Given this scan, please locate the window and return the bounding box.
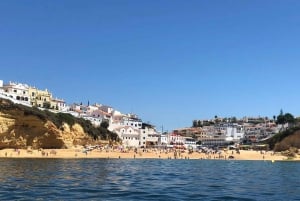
[13,89,17,93]
[32,92,35,96]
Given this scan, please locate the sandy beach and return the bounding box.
[0,147,296,161]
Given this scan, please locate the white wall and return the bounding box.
[226,127,244,141]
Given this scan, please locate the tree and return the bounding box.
[231,117,237,123]
[43,102,51,109]
[214,115,220,124]
[285,113,295,125]
[192,120,198,127]
[100,121,109,129]
[276,109,286,125]
[276,110,295,128]
[276,115,286,125]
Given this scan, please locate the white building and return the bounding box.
[184,137,197,149]
[114,126,140,147]
[0,81,31,106]
[83,116,103,127]
[51,97,68,111]
[139,124,160,148]
[109,113,142,131]
[123,116,142,129]
[225,125,244,142]
[112,120,160,148]
[159,133,168,146]
[99,105,114,115]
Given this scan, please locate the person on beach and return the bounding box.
[174,150,177,159]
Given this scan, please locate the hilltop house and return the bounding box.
[0,80,67,111]
[0,81,31,106]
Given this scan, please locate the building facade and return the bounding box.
[29,87,53,108]
[0,81,31,106]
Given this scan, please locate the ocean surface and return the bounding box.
[0,159,299,201]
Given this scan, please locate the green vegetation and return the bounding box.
[276,109,295,125]
[265,126,300,151]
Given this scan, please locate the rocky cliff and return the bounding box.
[0,98,113,149]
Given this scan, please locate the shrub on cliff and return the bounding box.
[266,126,300,151]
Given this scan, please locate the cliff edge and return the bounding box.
[0,98,118,149]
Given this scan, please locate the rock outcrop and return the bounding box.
[0,99,96,149]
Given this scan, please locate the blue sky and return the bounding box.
[1,0,300,131]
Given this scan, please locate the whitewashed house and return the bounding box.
[0,81,31,106]
[184,137,197,149]
[225,124,244,142]
[139,123,160,148]
[109,112,142,131]
[51,97,68,111]
[123,116,142,129]
[159,133,168,146]
[114,126,140,147]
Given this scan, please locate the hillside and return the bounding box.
[0,98,119,149]
[266,126,300,152]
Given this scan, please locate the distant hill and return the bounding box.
[0,98,119,149]
[265,126,300,152]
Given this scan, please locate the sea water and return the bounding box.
[0,159,299,201]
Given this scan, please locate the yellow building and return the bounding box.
[29,87,53,108]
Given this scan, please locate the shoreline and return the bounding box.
[0,148,298,161]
